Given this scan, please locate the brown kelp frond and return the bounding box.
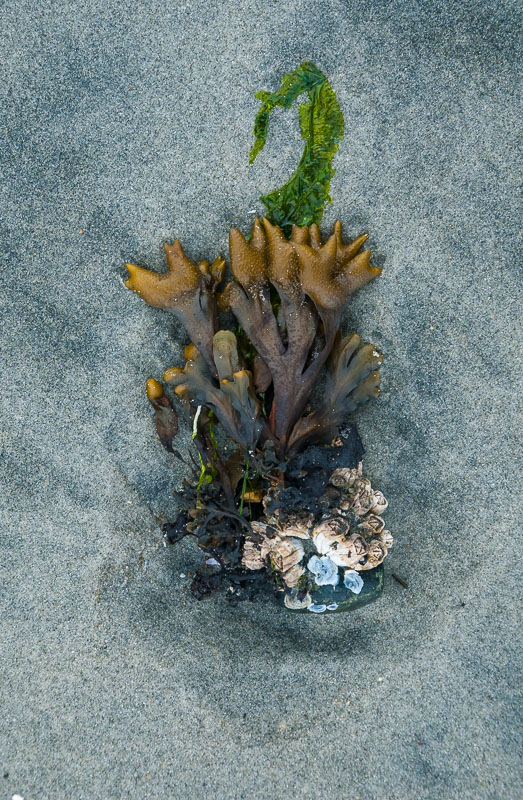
[221,217,380,446]
[229,221,268,290]
[323,333,382,420]
[220,369,262,452]
[163,332,263,452]
[333,221,368,265]
[286,333,382,455]
[263,217,301,299]
[292,222,381,312]
[145,378,179,454]
[125,242,225,373]
[129,217,381,456]
[125,240,200,306]
[212,330,241,382]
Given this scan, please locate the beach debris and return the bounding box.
[125,63,393,612]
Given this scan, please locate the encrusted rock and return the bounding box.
[240,460,391,597]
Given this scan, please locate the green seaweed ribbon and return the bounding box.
[249,61,345,237]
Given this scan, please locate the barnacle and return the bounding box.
[282,564,306,588]
[284,590,312,611]
[240,463,393,602]
[343,571,364,594]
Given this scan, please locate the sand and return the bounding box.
[1,1,521,798]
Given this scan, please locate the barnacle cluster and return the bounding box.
[241,462,392,612]
[126,215,391,609]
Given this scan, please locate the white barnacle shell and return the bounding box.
[358,514,386,535]
[259,533,281,560]
[312,516,349,554]
[307,555,339,586]
[329,467,359,489]
[377,529,393,550]
[241,540,265,571]
[343,570,364,594]
[270,537,305,573]
[283,563,306,587]
[250,520,269,536]
[284,590,312,610]
[352,476,372,495]
[307,603,327,613]
[349,477,375,516]
[328,534,369,568]
[358,539,387,570]
[369,491,388,515]
[314,532,334,555]
[279,515,313,539]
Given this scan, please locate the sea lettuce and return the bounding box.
[249,61,344,236]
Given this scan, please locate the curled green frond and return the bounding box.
[249,61,344,236]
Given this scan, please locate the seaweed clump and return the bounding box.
[124,63,392,610]
[126,216,387,604]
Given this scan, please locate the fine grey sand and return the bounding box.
[1,1,521,798]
